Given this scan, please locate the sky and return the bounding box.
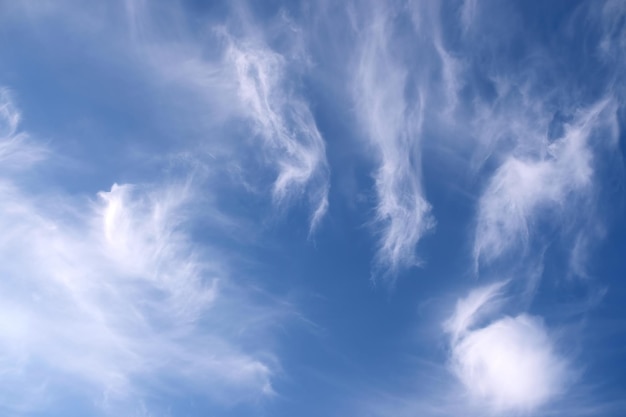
[0,0,625,416]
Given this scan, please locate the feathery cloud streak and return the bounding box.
[124,0,330,231]
[353,10,434,277]
[225,36,330,231]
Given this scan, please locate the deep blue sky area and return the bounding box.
[0,1,625,416]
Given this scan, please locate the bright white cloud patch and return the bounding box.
[353,13,434,277]
[452,315,568,412]
[0,91,275,413]
[445,283,569,413]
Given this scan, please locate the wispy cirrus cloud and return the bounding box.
[428,2,623,410]
[411,0,624,284]
[0,89,46,169]
[431,2,624,413]
[342,1,624,415]
[1,1,625,417]
[225,35,330,231]
[474,98,619,267]
[9,0,331,233]
[0,89,280,415]
[124,0,330,232]
[352,7,434,278]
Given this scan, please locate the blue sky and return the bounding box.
[0,0,625,416]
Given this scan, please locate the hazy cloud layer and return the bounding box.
[0,90,278,414]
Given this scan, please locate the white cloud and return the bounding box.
[460,0,478,32]
[122,0,330,232]
[474,98,618,266]
[444,281,507,343]
[599,0,626,60]
[0,91,278,414]
[353,11,434,277]
[445,283,569,414]
[225,36,330,231]
[341,3,622,415]
[433,38,463,115]
[0,89,46,170]
[7,0,331,233]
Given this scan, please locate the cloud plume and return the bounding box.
[445,283,569,413]
[225,35,330,231]
[353,9,434,277]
